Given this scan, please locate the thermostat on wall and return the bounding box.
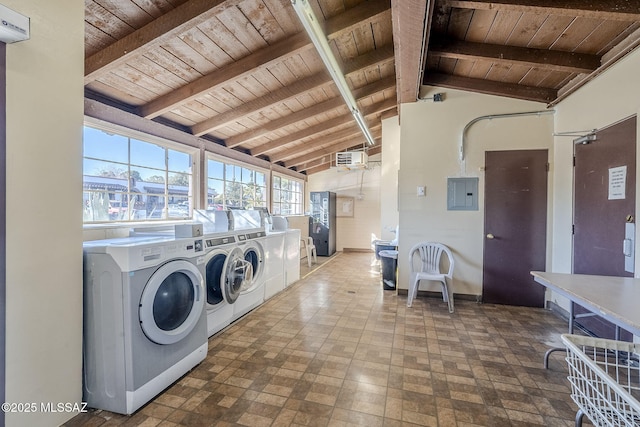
[0,4,29,43]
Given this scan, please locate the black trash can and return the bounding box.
[374,240,396,260]
[378,249,398,290]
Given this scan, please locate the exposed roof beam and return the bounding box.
[137,0,391,119]
[191,73,332,137]
[284,132,381,168]
[225,75,396,148]
[391,0,431,105]
[441,0,640,21]
[251,98,396,156]
[305,163,332,175]
[191,45,395,138]
[140,33,310,119]
[298,144,382,172]
[423,72,557,103]
[430,39,601,74]
[325,0,391,37]
[85,0,232,83]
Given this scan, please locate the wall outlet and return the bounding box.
[417,186,426,196]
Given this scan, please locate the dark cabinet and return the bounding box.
[309,191,336,256]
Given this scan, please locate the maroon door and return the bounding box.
[573,116,636,340]
[483,150,548,307]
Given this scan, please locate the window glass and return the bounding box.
[272,174,303,215]
[206,156,267,211]
[83,125,194,223]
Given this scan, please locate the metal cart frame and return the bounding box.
[561,334,640,427]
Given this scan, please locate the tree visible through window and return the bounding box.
[272,175,303,215]
[83,125,195,222]
[206,158,266,210]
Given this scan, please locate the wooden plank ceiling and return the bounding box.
[85,0,640,175]
[420,1,640,104]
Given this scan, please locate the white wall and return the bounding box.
[307,156,381,251]
[380,115,400,241]
[549,47,640,312]
[397,91,554,295]
[4,1,84,426]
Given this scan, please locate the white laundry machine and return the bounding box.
[284,229,301,288]
[203,231,252,337]
[263,231,285,300]
[232,230,267,321]
[82,235,208,415]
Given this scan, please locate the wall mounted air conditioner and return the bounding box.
[0,4,29,44]
[335,151,368,170]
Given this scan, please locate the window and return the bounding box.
[83,125,195,223]
[272,174,303,215]
[206,157,267,210]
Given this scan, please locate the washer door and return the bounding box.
[139,260,204,345]
[223,246,253,304]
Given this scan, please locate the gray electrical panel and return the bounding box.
[447,177,479,211]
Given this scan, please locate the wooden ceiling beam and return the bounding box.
[441,0,640,21]
[252,98,396,156]
[298,144,383,173]
[284,133,381,168]
[140,32,311,119]
[136,0,392,119]
[85,0,232,83]
[391,0,431,105]
[192,45,395,138]
[430,39,601,74]
[191,72,332,137]
[225,75,396,149]
[305,163,332,175]
[325,0,391,39]
[423,72,557,103]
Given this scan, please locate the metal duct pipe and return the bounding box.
[460,110,556,161]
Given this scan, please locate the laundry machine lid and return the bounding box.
[139,259,204,345]
[223,246,253,304]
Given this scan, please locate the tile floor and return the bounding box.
[66,252,584,427]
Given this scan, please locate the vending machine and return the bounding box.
[309,191,336,256]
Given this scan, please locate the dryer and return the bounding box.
[82,235,208,415]
[232,230,267,321]
[203,231,252,337]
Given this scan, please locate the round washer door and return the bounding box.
[223,246,253,304]
[139,260,204,345]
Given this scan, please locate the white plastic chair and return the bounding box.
[407,242,455,312]
[305,237,317,268]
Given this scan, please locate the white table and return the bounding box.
[531,271,640,367]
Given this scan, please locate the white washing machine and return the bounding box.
[232,230,267,321]
[203,231,252,337]
[284,229,301,288]
[82,235,208,415]
[264,231,285,300]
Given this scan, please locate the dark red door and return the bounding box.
[573,116,636,340]
[483,150,548,307]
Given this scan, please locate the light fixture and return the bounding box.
[291,0,375,146]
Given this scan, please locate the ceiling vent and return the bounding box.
[335,151,368,171]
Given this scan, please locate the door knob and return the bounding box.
[486,233,495,239]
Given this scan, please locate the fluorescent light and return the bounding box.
[291,0,375,146]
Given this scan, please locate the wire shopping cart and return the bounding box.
[561,334,640,427]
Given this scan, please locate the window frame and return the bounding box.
[82,118,200,225]
[205,153,269,211]
[271,172,305,216]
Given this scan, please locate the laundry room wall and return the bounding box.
[396,89,554,297]
[4,1,84,426]
[550,47,640,315]
[307,155,382,252]
[380,114,400,242]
